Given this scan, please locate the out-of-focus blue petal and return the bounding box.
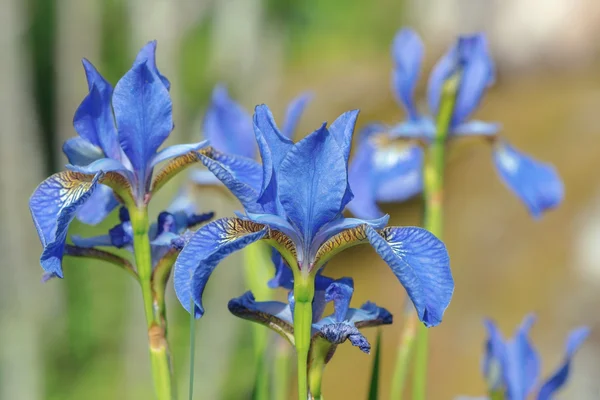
[203,85,255,158]
[493,142,563,218]
[278,124,347,242]
[282,92,312,139]
[365,226,453,327]
[268,249,294,289]
[189,169,221,186]
[324,277,354,322]
[358,123,388,142]
[536,327,590,400]
[372,144,423,203]
[504,314,540,399]
[316,322,371,353]
[482,318,508,391]
[347,302,393,327]
[198,152,262,213]
[452,120,500,137]
[113,62,173,175]
[133,41,171,90]
[63,137,104,166]
[173,218,268,318]
[71,234,113,248]
[108,221,134,248]
[311,215,389,255]
[150,141,208,167]
[392,28,424,120]
[75,184,119,225]
[347,139,383,219]
[74,59,121,159]
[29,171,103,278]
[452,35,494,126]
[388,118,435,139]
[427,43,457,117]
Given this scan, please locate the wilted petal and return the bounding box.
[74,59,121,159]
[282,92,312,139]
[365,226,453,327]
[278,123,347,242]
[392,28,424,120]
[228,291,294,342]
[63,137,105,166]
[133,41,171,90]
[29,171,103,278]
[493,142,563,218]
[113,62,173,175]
[315,322,371,353]
[203,85,255,158]
[173,218,267,318]
[537,327,590,400]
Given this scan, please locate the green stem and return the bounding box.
[273,337,292,400]
[293,274,315,400]
[389,306,417,399]
[130,207,175,400]
[412,76,458,400]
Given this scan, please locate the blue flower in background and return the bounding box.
[29,41,208,279]
[458,315,589,400]
[173,104,453,327]
[348,28,563,219]
[189,85,311,186]
[70,189,214,267]
[228,276,392,357]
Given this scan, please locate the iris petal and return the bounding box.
[312,215,389,258]
[133,41,171,90]
[282,92,312,139]
[75,185,119,225]
[493,142,563,218]
[504,314,540,399]
[150,141,208,168]
[392,28,424,120]
[347,139,383,219]
[427,42,457,117]
[203,85,255,158]
[388,118,436,139]
[173,218,267,318]
[349,302,393,328]
[483,319,508,391]
[536,327,590,400]
[329,109,359,209]
[29,171,103,278]
[324,277,354,322]
[372,144,423,203]
[278,123,347,242]
[365,226,453,327]
[113,62,173,175]
[316,322,370,354]
[452,120,500,137]
[62,137,105,166]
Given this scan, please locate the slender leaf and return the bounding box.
[368,329,383,400]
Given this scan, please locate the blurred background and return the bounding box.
[2,0,600,398]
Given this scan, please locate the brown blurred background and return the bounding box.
[2,0,600,398]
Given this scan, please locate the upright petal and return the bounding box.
[537,327,590,400]
[324,277,354,322]
[365,226,453,327]
[392,28,424,120]
[493,142,563,218]
[113,62,173,175]
[74,59,120,159]
[482,319,508,391]
[203,85,255,158]
[133,41,171,90]
[278,124,347,243]
[62,137,105,166]
[427,42,458,117]
[282,92,312,139]
[347,139,384,219]
[329,109,360,208]
[372,144,423,203]
[504,315,540,399]
[29,171,103,278]
[173,218,267,318]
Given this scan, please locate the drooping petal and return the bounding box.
[150,141,208,168]
[324,277,354,322]
[452,120,500,137]
[71,234,113,248]
[504,314,540,399]
[278,124,347,242]
[282,92,312,139]
[173,218,267,318]
[228,291,295,343]
[493,142,563,218]
[133,41,171,90]
[347,139,383,219]
[29,171,103,278]
[62,137,105,166]
[372,144,423,203]
[75,184,119,225]
[113,61,173,175]
[536,327,590,400]
[365,226,453,327]
[188,169,221,186]
[349,302,393,328]
[150,148,209,194]
[203,85,255,158]
[315,322,371,353]
[74,59,121,159]
[391,28,424,120]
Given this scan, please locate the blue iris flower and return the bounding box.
[457,315,590,400]
[70,189,214,268]
[189,84,311,186]
[228,276,392,357]
[173,104,453,327]
[29,41,208,279]
[348,28,563,219]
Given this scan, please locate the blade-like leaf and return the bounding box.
[368,329,383,400]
